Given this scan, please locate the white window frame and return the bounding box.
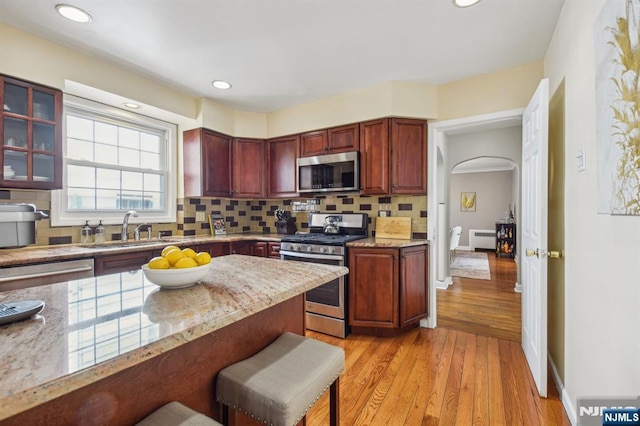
[51,95,177,227]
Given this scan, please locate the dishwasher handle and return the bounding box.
[0,259,95,290]
[0,265,93,283]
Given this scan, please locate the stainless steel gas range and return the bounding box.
[280,213,368,338]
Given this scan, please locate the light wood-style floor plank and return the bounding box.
[302,253,570,425]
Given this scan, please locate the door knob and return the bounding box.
[548,250,563,259]
[525,248,539,257]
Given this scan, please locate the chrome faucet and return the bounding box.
[121,210,139,242]
[134,223,152,241]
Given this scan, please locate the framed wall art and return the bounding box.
[461,192,476,212]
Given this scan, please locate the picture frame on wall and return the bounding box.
[461,192,476,212]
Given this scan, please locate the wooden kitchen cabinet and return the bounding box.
[390,118,427,194]
[94,250,157,276]
[183,129,264,198]
[183,128,232,197]
[232,138,265,198]
[300,123,359,157]
[359,117,427,195]
[195,242,230,258]
[253,241,268,257]
[267,134,299,198]
[348,244,428,335]
[268,242,281,258]
[230,241,254,256]
[1,74,63,189]
[359,118,390,195]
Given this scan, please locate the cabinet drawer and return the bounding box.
[94,251,155,276]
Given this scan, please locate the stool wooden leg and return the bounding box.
[330,377,340,426]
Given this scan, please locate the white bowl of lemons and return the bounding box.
[142,245,212,289]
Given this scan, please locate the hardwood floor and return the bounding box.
[306,328,570,425]
[303,252,570,425]
[438,251,521,342]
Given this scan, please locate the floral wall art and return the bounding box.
[595,0,640,215]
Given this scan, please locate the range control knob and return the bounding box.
[290,244,298,251]
[306,245,313,252]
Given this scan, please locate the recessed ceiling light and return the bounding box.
[56,4,92,23]
[123,102,141,109]
[453,0,481,7]
[212,80,232,90]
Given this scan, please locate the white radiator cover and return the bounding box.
[469,229,496,250]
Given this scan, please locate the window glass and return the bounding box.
[52,95,176,226]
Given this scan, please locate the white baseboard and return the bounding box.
[514,282,522,293]
[548,353,576,426]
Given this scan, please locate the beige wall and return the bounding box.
[266,81,438,137]
[544,0,640,415]
[437,62,544,121]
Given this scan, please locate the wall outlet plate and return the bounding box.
[195,211,205,222]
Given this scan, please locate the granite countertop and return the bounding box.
[0,254,347,421]
[347,237,429,248]
[0,233,283,267]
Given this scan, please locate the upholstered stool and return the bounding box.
[136,401,222,426]
[216,332,345,426]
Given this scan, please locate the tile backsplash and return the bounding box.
[0,189,427,246]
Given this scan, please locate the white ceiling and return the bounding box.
[0,0,565,113]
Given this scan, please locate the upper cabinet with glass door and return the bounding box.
[1,74,62,189]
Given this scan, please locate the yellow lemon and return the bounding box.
[174,257,198,269]
[161,245,180,257]
[194,251,212,266]
[182,247,197,259]
[147,256,170,269]
[164,249,186,266]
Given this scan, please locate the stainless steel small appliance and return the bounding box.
[280,212,368,338]
[0,203,48,248]
[296,151,359,193]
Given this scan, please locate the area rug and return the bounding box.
[451,250,491,280]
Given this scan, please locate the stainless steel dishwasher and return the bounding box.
[0,258,94,291]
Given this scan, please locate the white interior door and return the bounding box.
[521,78,549,397]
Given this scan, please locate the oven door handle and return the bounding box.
[280,250,344,262]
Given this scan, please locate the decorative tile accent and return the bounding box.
[0,189,426,245]
[48,236,72,245]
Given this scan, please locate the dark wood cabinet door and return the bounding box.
[195,242,230,258]
[300,130,328,157]
[232,138,265,198]
[1,74,63,189]
[359,118,389,195]
[230,241,254,255]
[268,242,281,258]
[183,128,232,197]
[400,245,428,326]
[267,135,299,198]
[253,242,268,257]
[327,123,359,153]
[348,247,399,328]
[94,251,155,276]
[390,118,427,194]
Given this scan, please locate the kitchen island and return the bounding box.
[0,255,347,425]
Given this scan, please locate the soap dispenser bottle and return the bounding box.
[81,221,92,244]
[95,220,105,244]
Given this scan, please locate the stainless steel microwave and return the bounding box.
[297,151,359,193]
